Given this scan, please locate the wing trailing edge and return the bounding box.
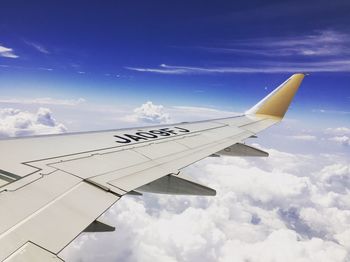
[4,242,63,262]
[83,220,115,233]
[214,143,268,157]
[136,174,216,196]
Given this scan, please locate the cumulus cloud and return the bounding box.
[0,44,18,58]
[122,101,170,124]
[61,145,350,262]
[329,136,350,146]
[121,102,237,125]
[325,127,350,146]
[0,107,67,138]
[325,127,350,136]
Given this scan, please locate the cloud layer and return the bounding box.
[0,97,86,106]
[1,102,348,261]
[0,107,67,138]
[61,145,350,262]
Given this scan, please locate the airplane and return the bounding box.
[0,73,305,261]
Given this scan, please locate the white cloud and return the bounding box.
[0,97,86,106]
[219,229,347,262]
[0,107,67,138]
[0,45,18,58]
[126,60,350,75]
[120,102,237,125]
[289,135,317,141]
[325,127,350,146]
[329,136,350,146]
[318,164,350,194]
[313,109,350,115]
[61,145,350,262]
[325,127,350,136]
[0,64,53,71]
[122,101,170,124]
[24,41,50,54]
[125,64,189,75]
[202,30,350,57]
[126,31,350,75]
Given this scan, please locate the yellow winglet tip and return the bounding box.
[246,73,305,118]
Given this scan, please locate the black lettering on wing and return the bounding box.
[160,128,177,135]
[136,132,158,138]
[149,130,171,136]
[124,134,148,142]
[174,127,190,133]
[114,135,132,143]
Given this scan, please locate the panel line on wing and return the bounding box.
[21,123,228,166]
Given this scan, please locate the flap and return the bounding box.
[216,143,268,157]
[136,174,216,196]
[4,242,63,262]
[0,175,119,260]
[84,219,115,233]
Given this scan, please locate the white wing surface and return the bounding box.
[0,74,305,261]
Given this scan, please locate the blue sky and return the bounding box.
[0,0,349,129]
[1,2,350,261]
[0,1,349,135]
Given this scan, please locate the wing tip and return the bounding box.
[246,73,306,119]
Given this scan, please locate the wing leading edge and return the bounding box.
[0,74,305,261]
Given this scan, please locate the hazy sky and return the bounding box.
[0,1,350,262]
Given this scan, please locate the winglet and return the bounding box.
[246,73,305,119]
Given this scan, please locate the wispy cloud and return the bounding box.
[313,109,350,115]
[201,31,350,57]
[0,64,53,71]
[0,97,86,106]
[24,40,50,54]
[127,30,350,75]
[126,60,350,75]
[125,64,188,74]
[0,45,18,58]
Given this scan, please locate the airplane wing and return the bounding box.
[0,73,305,261]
